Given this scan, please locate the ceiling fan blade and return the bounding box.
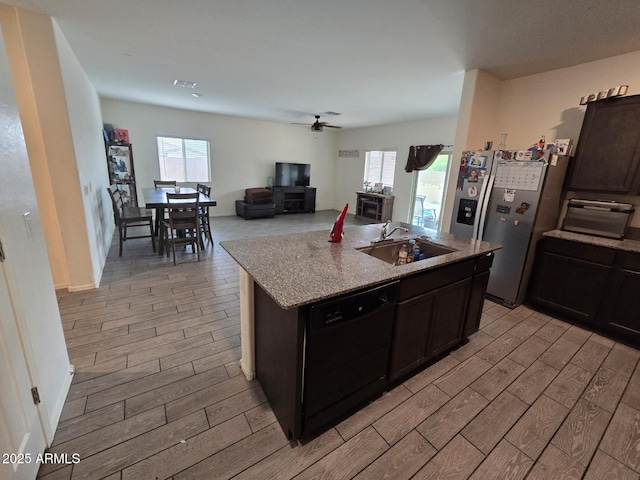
[292,114,343,130]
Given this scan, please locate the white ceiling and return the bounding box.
[5,0,640,129]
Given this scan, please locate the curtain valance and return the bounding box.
[405,144,444,172]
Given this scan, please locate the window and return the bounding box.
[364,150,396,188]
[157,136,210,182]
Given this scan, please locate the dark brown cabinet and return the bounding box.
[601,251,640,343]
[568,94,640,194]
[390,291,435,380]
[529,238,614,323]
[529,236,640,346]
[271,186,316,214]
[426,279,472,358]
[252,251,496,439]
[388,257,492,382]
[462,253,493,338]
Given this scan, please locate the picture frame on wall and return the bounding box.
[106,142,138,206]
[115,184,133,206]
[108,145,133,182]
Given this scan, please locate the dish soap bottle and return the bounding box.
[406,240,415,263]
[397,243,409,265]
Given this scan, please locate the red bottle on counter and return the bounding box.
[329,203,349,243]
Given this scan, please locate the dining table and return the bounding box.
[142,187,217,242]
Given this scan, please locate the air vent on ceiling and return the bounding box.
[173,79,197,89]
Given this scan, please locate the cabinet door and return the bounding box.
[427,278,471,359]
[304,188,316,212]
[463,253,494,338]
[389,291,435,381]
[605,268,640,337]
[568,95,640,193]
[529,250,611,323]
[602,252,640,341]
[272,188,285,213]
[463,270,490,338]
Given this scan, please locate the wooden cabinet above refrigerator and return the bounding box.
[568,94,640,194]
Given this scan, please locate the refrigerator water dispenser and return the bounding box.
[456,198,478,225]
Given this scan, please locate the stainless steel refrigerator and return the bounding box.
[450,149,569,307]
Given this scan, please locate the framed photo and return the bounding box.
[468,155,487,168]
[108,145,134,182]
[115,184,133,206]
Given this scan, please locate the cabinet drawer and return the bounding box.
[618,250,640,271]
[475,252,494,273]
[542,237,616,266]
[399,259,475,301]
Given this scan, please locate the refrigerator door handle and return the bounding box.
[476,174,495,241]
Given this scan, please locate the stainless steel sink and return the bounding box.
[356,238,456,265]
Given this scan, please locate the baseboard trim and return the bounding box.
[46,365,74,445]
[67,282,98,292]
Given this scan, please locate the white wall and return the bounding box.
[496,51,640,154]
[443,69,501,231]
[101,99,339,215]
[54,22,113,284]
[101,102,460,227]
[0,5,71,441]
[335,116,458,223]
[495,50,640,227]
[1,6,68,288]
[444,52,640,231]
[1,5,107,291]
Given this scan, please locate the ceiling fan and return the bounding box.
[294,115,342,132]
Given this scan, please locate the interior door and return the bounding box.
[0,261,47,480]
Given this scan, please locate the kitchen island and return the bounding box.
[221,223,501,439]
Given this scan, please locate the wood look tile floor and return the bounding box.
[41,211,640,480]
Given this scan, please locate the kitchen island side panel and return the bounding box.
[254,283,304,440]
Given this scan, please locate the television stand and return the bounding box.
[270,186,316,214]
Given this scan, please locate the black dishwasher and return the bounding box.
[303,281,399,435]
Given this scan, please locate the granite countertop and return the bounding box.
[544,229,640,253]
[220,223,501,310]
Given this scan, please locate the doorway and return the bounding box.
[410,153,452,230]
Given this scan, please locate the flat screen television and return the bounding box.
[275,162,311,187]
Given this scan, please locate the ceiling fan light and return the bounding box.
[310,124,323,132]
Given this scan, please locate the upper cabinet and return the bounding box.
[106,142,138,206]
[568,94,640,194]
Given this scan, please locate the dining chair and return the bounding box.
[161,192,201,265]
[153,180,177,234]
[107,184,156,256]
[413,195,426,226]
[196,183,213,245]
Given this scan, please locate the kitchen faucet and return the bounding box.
[377,221,409,242]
